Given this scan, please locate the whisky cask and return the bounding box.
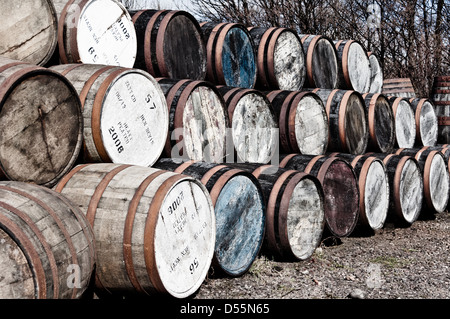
[266,90,329,155]
[0,0,58,66]
[409,98,438,147]
[0,57,83,187]
[248,27,306,91]
[54,163,216,299]
[0,181,95,299]
[387,96,416,149]
[280,154,360,238]
[131,9,207,80]
[217,86,278,164]
[432,76,450,144]
[54,0,137,67]
[383,78,416,99]
[50,63,168,167]
[367,52,383,94]
[154,159,265,277]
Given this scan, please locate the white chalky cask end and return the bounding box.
[55,0,137,67]
[388,96,416,149]
[334,40,372,93]
[248,27,306,91]
[367,52,383,94]
[0,0,58,66]
[54,164,215,299]
[266,90,329,156]
[217,87,278,164]
[0,57,83,187]
[0,181,96,299]
[432,76,450,144]
[157,78,229,164]
[409,98,438,147]
[299,34,339,89]
[50,64,168,167]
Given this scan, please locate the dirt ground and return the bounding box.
[194,211,450,300]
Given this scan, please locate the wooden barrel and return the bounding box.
[50,63,168,167]
[299,34,338,89]
[367,52,383,94]
[0,0,57,66]
[362,93,396,153]
[0,181,95,299]
[408,98,438,147]
[382,78,416,99]
[201,22,257,89]
[334,40,371,93]
[248,27,306,91]
[372,154,423,226]
[0,57,83,187]
[130,10,207,80]
[265,90,329,155]
[54,163,216,299]
[229,163,325,261]
[432,76,450,144]
[54,0,137,67]
[216,86,278,164]
[280,154,359,238]
[328,153,389,232]
[153,159,265,277]
[312,89,369,155]
[156,78,229,163]
[387,96,416,149]
[395,147,449,215]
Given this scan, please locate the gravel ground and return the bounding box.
[194,211,450,300]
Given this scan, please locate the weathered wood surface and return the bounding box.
[0,57,83,187]
[0,0,58,66]
[157,78,229,163]
[248,27,306,91]
[217,87,278,164]
[334,40,371,93]
[266,90,329,155]
[382,78,416,99]
[0,181,95,299]
[51,63,168,167]
[280,155,360,238]
[395,147,449,214]
[230,163,325,262]
[328,153,389,232]
[154,159,265,277]
[299,34,338,89]
[433,76,450,144]
[54,0,137,67]
[362,93,396,153]
[54,163,216,299]
[131,9,207,80]
[312,89,368,155]
[367,52,383,94]
[202,22,257,89]
[408,98,438,147]
[387,96,416,149]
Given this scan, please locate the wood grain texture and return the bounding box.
[299,34,338,89]
[54,163,215,299]
[154,159,265,277]
[387,96,416,149]
[409,98,438,147]
[218,87,278,163]
[0,0,58,66]
[131,10,207,80]
[266,90,329,155]
[383,78,416,99]
[367,52,383,94]
[55,0,137,67]
[0,181,95,299]
[51,63,168,167]
[249,27,306,91]
[0,57,83,187]
[202,22,257,89]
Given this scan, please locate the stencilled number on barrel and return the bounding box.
[189,258,199,274]
[145,94,157,110]
[168,191,184,215]
[108,127,124,153]
[88,47,98,63]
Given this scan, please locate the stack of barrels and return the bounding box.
[0,0,448,300]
